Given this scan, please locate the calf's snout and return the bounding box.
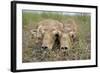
[41,46,48,49]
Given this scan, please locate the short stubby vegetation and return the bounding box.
[22,11,91,63]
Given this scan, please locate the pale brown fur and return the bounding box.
[31,19,78,50]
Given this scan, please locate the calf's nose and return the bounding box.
[61,47,68,50]
[55,33,59,38]
[41,46,48,49]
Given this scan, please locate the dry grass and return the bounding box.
[22,11,91,63]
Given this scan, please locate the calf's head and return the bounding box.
[41,26,62,49]
[60,33,72,50]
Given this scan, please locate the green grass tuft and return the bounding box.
[22,11,91,63]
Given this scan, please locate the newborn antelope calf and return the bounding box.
[31,19,78,50]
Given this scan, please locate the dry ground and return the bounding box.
[22,11,91,63]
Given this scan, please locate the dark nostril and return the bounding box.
[44,46,48,49]
[61,47,64,49]
[61,47,68,50]
[65,47,68,49]
[41,46,48,49]
[55,33,59,37]
[41,46,44,49]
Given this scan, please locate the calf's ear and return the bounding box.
[30,29,43,39]
[30,29,37,38]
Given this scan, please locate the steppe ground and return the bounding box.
[22,11,91,63]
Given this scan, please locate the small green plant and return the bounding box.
[22,11,91,63]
